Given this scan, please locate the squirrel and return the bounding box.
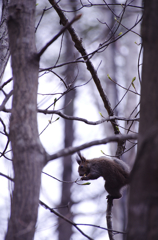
[77,152,130,199]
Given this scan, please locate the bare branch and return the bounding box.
[107,75,140,96]
[53,2,143,13]
[0,90,13,111]
[39,200,94,240]
[0,117,9,136]
[47,133,137,162]
[77,223,125,235]
[0,172,13,182]
[0,138,10,159]
[106,197,114,240]
[0,77,12,90]
[38,14,82,58]
[38,108,139,124]
[82,16,142,61]
[49,0,119,135]
[35,7,47,32]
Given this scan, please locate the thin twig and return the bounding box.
[39,200,94,240]
[0,77,12,90]
[0,172,13,181]
[0,117,9,136]
[0,90,13,111]
[35,7,47,32]
[38,14,82,58]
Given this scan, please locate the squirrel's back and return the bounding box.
[77,153,130,199]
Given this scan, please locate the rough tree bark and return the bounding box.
[0,0,10,83]
[5,1,46,239]
[127,1,158,239]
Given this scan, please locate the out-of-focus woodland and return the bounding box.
[2,0,155,239]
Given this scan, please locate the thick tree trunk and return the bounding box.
[5,1,46,239]
[0,0,10,83]
[127,1,158,239]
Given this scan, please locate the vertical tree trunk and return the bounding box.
[127,1,158,239]
[0,0,10,83]
[5,1,45,239]
[58,30,76,240]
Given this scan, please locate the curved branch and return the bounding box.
[47,133,137,162]
[0,173,93,240]
[0,172,13,181]
[38,108,139,124]
[39,200,93,240]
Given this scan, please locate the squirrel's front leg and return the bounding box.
[81,175,89,180]
[81,172,100,180]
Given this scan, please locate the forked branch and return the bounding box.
[49,0,119,135]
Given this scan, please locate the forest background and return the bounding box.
[0,0,144,240]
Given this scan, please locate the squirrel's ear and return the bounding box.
[76,159,81,165]
[77,152,86,162]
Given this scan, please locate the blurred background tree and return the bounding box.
[0,0,142,239]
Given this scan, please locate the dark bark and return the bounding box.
[0,0,10,83]
[5,1,46,239]
[49,0,120,135]
[58,31,76,240]
[127,1,158,239]
[106,198,114,240]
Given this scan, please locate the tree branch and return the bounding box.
[0,90,13,111]
[49,0,119,135]
[47,133,137,162]
[0,173,92,239]
[0,77,12,90]
[0,172,13,182]
[38,14,82,58]
[38,108,139,124]
[106,197,115,240]
[39,200,94,240]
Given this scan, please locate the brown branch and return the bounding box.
[38,14,82,58]
[108,76,140,96]
[49,0,119,135]
[38,108,139,124]
[77,223,125,235]
[0,90,13,111]
[0,172,14,182]
[106,197,115,240]
[92,17,142,55]
[0,138,10,159]
[0,173,92,239]
[47,133,137,162]
[0,77,13,90]
[0,117,9,136]
[39,200,94,240]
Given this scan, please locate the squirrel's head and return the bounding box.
[77,152,89,176]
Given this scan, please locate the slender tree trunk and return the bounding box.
[127,1,158,239]
[58,30,76,240]
[5,1,45,239]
